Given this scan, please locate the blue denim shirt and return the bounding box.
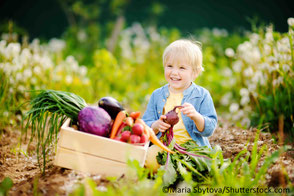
[142,82,217,148]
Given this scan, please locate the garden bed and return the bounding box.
[0,118,293,195]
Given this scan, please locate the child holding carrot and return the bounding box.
[142,39,217,150]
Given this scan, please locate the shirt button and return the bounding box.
[158,111,161,114]
[163,99,165,102]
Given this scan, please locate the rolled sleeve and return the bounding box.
[193,90,217,137]
[142,93,157,128]
[202,116,217,136]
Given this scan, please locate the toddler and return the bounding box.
[142,39,217,148]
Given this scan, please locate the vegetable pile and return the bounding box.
[111,111,148,144]
[22,90,173,172]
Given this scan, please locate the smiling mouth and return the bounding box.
[171,77,181,81]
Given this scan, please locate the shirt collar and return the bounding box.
[162,82,201,99]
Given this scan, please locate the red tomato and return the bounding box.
[121,131,131,142]
[129,135,141,144]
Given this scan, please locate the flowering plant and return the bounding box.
[224,18,294,138]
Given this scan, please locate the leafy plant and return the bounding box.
[225,20,294,136]
[207,131,286,195]
[0,177,13,196]
[22,90,87,173]
[156,141,228,187]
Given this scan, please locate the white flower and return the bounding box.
[71,63,79,73]
[17,85,26,92]
[260,63,270,70]
[272,76,283,87]
[233,60,243,73]
[65,75,73,84]
[243,67,254,77]
[31,77,37,84]
[237,42,261,64]
[5,43,21,59]
[66,55,76,64]
[9,77,14,84]
[229,78,236,86]
[79,66,87,76]
[30,38,40,52]
[229,103,239,113]
[15,73,22,82]
[282,64,290,72]
[250,33,259,45]
[33,66,42,75]
[274,63,280,71]
[265,27,274,43]
[287,18,294,27]
[222,67,232,77]
[241,118,251,127]
[225,48,235,58]
[252,71,264,85]
[289,28,294,36]
[267,56,277,63]
[48,38,66,53]
[1,33,9,41]
[0,40,7,52]
[77,30,87,42]
[277,37,290,53]
[83,78,90,85]
[147,26,161,42]
[20,48,32,64]
[232,110,242,121]
[240,88,249,97]
[220,92,232,106]
[263,44,272,55]
[248,83,257,92]
[3,111,9,117]
[212,28,228,37]
[41,56,54,70]
[241,96,250,106]
[23,69,32,79]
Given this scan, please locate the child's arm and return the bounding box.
[180,103,205,132]
[181,91,217,137]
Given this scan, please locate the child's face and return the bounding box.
[164,58,197,93]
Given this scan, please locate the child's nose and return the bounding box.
[170,68,178,75]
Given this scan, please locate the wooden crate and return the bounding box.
[54,119,149,176]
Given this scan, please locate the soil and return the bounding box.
[0,118,293,195]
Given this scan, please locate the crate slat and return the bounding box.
[58,119,148,165]
[54,119,149,176]
[54,147,128,176]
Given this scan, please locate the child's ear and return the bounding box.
[192,70,198,80]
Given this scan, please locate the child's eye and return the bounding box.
[180,66,186,70]
[167,65,173,68]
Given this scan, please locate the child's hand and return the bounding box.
[181,102,198,120]
[151,115,171,134]
[181,102,205,132]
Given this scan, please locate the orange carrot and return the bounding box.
[135,119,174,154]
[110,110,126,139]
[125,116,134,127]
[146,126,175,154]
[130,111,141,119]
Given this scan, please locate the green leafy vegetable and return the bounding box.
[157,140,228,187]
[21,89,87,173]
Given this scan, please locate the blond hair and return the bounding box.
[163,39,204,75]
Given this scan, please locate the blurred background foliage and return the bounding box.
[0,0,293,139]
